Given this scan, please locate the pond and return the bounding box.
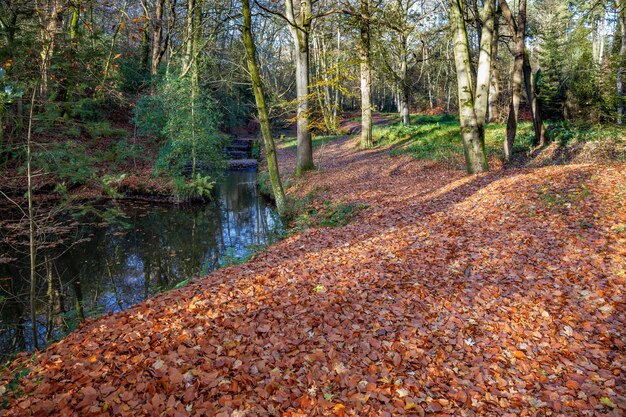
[0,171,281,358]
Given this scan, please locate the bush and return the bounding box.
[118,57,150,95]
[70,98,107,122]
[99,139,145,167]
[135,74,226,179]
[173,174,215,202]
[30,141,96,188]
[85,121,127,139]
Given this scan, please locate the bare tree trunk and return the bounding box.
[333,28,341,122]
[182,0,195,72]
[285,0,314,173]
[399,34,410,125]
[501,0,526,161]
[488,14,501,122]
[522,51,545,146]
[618,4,626,124]
[295,43,313,169]
[141,21,151,73]
[36,0,65,104]
[592,16,606,65]
[450,0,493,174]
[242,0,287,215]
[359,0,373,148]
[150,0,167,92]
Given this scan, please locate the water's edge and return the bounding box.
[0,171,281,358]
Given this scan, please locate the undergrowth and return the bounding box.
[373,114,534,166]
[373,114,626,166]
[287,192,368,232]
[277,134,343,151]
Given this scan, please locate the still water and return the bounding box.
[0,171,281,357]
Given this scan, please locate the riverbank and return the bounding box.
[1,133,625,415]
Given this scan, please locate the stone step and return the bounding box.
[227,159,258,169]
[224,149,249,159]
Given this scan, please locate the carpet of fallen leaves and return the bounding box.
[1,136,625,417]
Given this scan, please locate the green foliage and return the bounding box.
[533,0,613,121]
[85,121,127,139]
[279,134,343,151]
[69,98,107,122]
[256,171,273,199]
[101,173,128,198]
[135,74,227,179]
[173,174,215,202]
[98,139,145,167]
[289,195,368,231]
[0,68,23,107]
[251,140,260,159]
[117,57,150,95]
[219,247,254,268]
[545,121,626,144]
[174,279,191,289]
[134,94,167,138]
[30,141,96,188]
[373,114,535,164]
[0,364,30,407]
[537,183,591,212]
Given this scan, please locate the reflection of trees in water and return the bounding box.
[218,171,276,259]
[0,172,280,357]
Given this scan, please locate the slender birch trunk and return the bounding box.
[26,89,38,350]
[400,36,410,125]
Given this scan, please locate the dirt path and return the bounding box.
[2,136,625,416]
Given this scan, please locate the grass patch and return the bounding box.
[536,182,591,213]
[287,193,368,232]
[277,134,343,151]
[545,121,626,145]
[373,114,626,165]
[373,114,533,165]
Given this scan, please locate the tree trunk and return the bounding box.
[359,0,373,148]
[26,90,38,350]
[37,0,65,104]
[474,0,495,127]
[182,0,195,72]
[450,0,493,174]
[618,4,626,124]
[295,42,313,171]
[45,256,55,342]
[141,21,151,73]
[522,51,545,146]
[501,0,526,161]
[488,15,501,122]
[150,0,167,91]
[400,38,410,125]
[285,0,314,174]
[242,0,287,215]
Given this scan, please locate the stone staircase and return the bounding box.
[224,137,258,170]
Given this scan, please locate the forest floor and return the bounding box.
[1,132,626,416]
